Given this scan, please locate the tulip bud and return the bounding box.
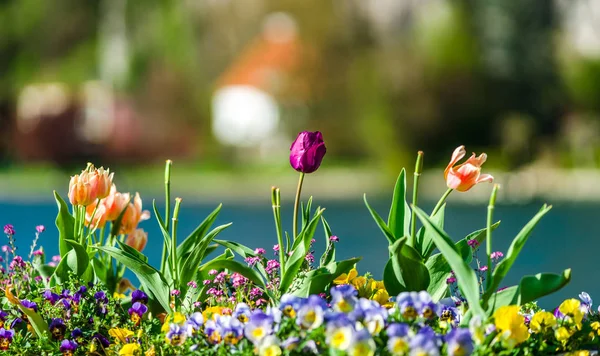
[68,171,97,206]
[94,167,114,200]
[125,229,148,252]
[119,193,150,235]
[289,131,327,173]
[444,146,494,192]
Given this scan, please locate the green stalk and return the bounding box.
[161,160,172,273]
[410,151,424,247]
[171,197,182,290]
[485,184,500,290]
[271,187,286,275]
[292,173,305,239]
[431,188,453,216]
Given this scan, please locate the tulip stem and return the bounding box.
[161,160,172,274]
[292,172,305,240]
[431,188,453,217]
[171,197,182,292]
[410,151,424,247]
[485,184,499,291]
[271,187,286,275]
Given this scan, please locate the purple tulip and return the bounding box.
[289,131,326,174]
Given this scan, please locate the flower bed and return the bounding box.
[0,132,594,355]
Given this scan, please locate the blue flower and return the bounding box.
[49,318,66,340]
[43,290,60,305]
[94,291,107,303]
[166,323,187,346]
[281,336,300,351]
[445,328,473,356]
[297,296,325,330]
[439,305,460,327]
[244,311,274,345]
[387,323,410,338]
[280,294,304,318]
[409,332,440,356]
[580,292,593,314]
[415,291,440,319]
[131,290,148,304]
[217,315,243,345]
[331,285,358,313]
[233,303,252,323]
[59,339,77,356]
[185,312,204,333]
[0,328,14,350]
[71,328,83,342]
[21,300,38,312]
[396,292,418,320]
[326,316,354,351]
[128,302,147,326]
[347,328,376,356]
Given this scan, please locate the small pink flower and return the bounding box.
[208,269,218,276]
[170,289,180,296]
[187,281,198,288]
[203,280,211,285]
[1,246,9,253]
[479,266,488,272]
[33,249,44,256]
[330,235,339,242]
[445,146,494,192]
[193,301,201,308]
[255,298,267,306]
[35,225,45,233]
[446,277,457,284]
[273,244,280,252]
[491,251,504,261]
[3,225,15,235]
[52,255,61,262]
[254,248,266,255]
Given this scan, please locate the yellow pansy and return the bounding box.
[555,326,572,343]
[259,344,282,356]
[370,288,393,308]
[591,321,600,336]
[160,312,187,333]
[333,268,358,285]
[202,306,225,322]
[351,276,367,290]
[113,292,126,300]
[119,343,141,356]
[559,299,584,329]
[494,306,530,346]
[109,328,135,343]
[529,311,556,333]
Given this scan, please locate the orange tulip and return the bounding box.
[444,145,494,192]
[91,166,114,200]
[125,228,148,252]
[119,193,150,235]
[103,185,131,222]
[68,171,97,206]
[85,201,107,229]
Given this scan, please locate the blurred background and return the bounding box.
[2,0,600,307]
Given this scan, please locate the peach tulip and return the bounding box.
[68,171,97,206]
[103,185,131,222]
[444,145,494,192]
[119,193,150,235]
[85,201,107,229]
[91,166,114,200]
[125,228,148,252]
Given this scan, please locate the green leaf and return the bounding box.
[152,200,172,257]
[319,217,336,267]
[388,237,430,292]
[115,239,148,263]
[96,246,171,312]
[486,269,571,314]
[425,253,451,302]
[364,194,397,245]
[387,169,411,240]
[54,191,75,257]
[482,205,552,305]
[281,208,324,294]
[177,204,222,259]
[179,223,231,292]
[413,206,485,317]
[383,260,405,296]
[213,240,256,258]
[418,204,446,258]
[53,239,90,282]
[18,304,48,337]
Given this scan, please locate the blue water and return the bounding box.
[2,198,597,309]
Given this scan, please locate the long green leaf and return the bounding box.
[280,208,324,293]
[213,240,256,258]
[179,223,231,291]
[54,191,74,257]
[177,204,222,258]
[388,237,430,292]
[483,205,552,305]
[96,246,171,312]
[152,200,172,257]
[486,269,571,314]
[413,206,485,317]
[319,217,336,267]
[387,169,410,240]
[418,204,446,258]
[364,194,397,245]
[18,304,48,337]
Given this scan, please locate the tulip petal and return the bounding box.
[444,146,466,179]
[476,174,494,184]
[465,153,487,168]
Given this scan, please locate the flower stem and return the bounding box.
[410,151,424,247]
[171,197,182,294]
[485,184,500,291]
[271,187,285,275]
[431,188,453,216]
[292,172,305,239]
[161,160,172,273]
